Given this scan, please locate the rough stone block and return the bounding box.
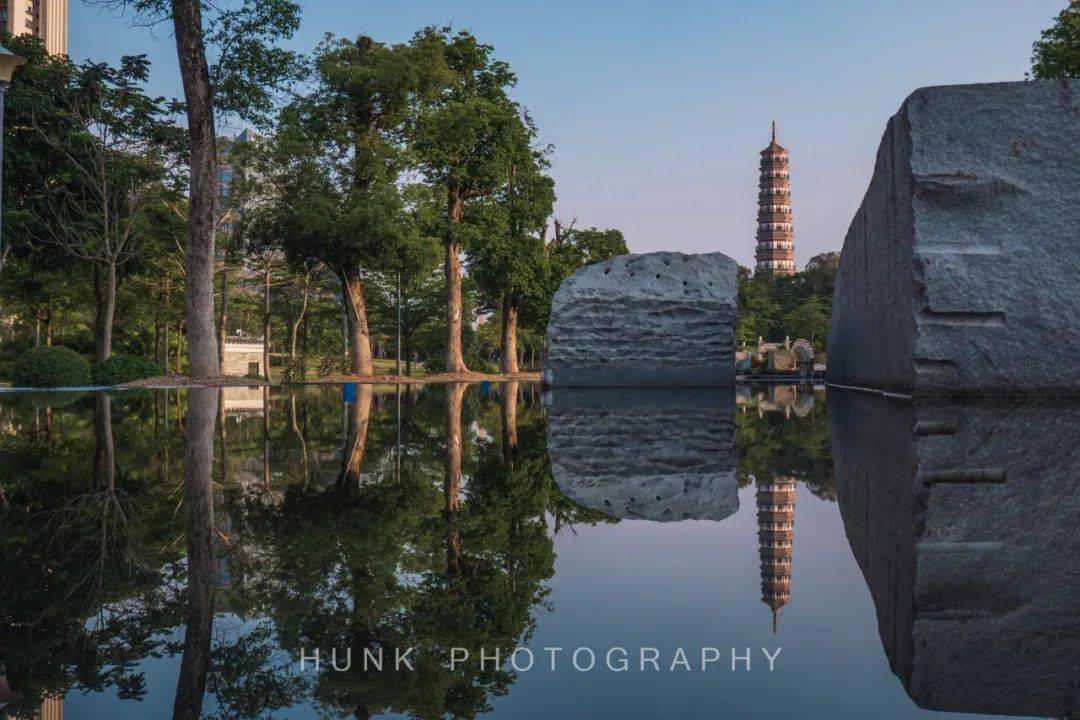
[767,348,796,373]
[543,251,737,387]
[545,388,737,522]
[830,390,1080,717]
[827,80,1080,396]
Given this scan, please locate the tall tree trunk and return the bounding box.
[289,389,309,489]
[217,388,228,488]
[339,290,349,370]
[96,260,117,363]
[404,334,413,377]
[34,313,40,347]
[444,382,466,572]
[340,268,374,375]
[262,266,272,382]
[164,321,170,374]
[338,384,372,488]
[301,314,309,379]
[289,280,309,375]
[500,292,519,374]
[92,393,114,491]
[176,322,184,374]
[44,311,52,346]
[172,387,217,720]
[444,382,465,513]
[217,230,229,373]
[444,191,468,373]
[92,265,103,356]
[501,380,519,467]
[262,386,270,492]
[172,0,220,378]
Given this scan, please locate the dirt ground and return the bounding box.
[307,371,540,385]
[122,371,540,388]
[121,374,270,388]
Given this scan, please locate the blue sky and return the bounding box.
[70,0,1064,267]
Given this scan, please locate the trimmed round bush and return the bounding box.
[92,355,162,386]
[12,346,91,388]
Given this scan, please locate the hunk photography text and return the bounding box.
[297,647,785,674]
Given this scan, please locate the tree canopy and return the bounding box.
[1030,1,1080,79]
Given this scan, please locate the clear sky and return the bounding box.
[69,0,1064,268]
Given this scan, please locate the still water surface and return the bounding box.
[0,383,1066,719]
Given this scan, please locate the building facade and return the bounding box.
[222,334,264,377]
[1,0,67,55]
[755,122,795,275]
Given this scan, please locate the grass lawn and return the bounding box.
[297,358,429,380]
[372,358,428,376]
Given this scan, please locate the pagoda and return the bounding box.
[756,476,796,632]
[755,122,795,275]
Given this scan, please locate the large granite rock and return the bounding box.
[828,80,1080,396]
[830,390,1080,717]
[545,388,737,522]
[543,252,737,387]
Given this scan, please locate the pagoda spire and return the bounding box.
[754,123,795,275]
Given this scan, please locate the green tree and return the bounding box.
[0,34,73,285]
[546,225,628,288]
[736,267,778,346]
[27,54,183,362]
[530,224,628,331]
[464,115,555,373]
[251,35,433,376]
[1030,1,1080,79]
[736,251,838,351]
[94,0,304,377]
[783,297,830,353]
[802,251,839,297]
[411,27,525,374]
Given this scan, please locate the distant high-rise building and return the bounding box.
[0,0,67,55]
[755,122,795,275]
[757,476,796,631]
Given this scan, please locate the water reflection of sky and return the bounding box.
[0,384,1046,719]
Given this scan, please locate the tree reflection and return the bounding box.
[339,384,374,490]
[0,383,603,719]
[173,388,218,720]
[736,385,835,500]
[0,391,188,714]
[218,383,570,719]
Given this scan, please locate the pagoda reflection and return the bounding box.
[756,477,796,632]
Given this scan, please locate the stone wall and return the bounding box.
[828,80,1080,396]
[222,349,262,377]
[544,252,737,387]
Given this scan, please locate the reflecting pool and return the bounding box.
[0,383,1067,718]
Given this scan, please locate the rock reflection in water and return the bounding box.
[830,390,1080,718]
[736,383,815,419]
[545,388,738,522]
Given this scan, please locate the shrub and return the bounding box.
[91,355,162,385]
[282,356,306,383]
[316,354,347,377]
[423,353,495,375]
[12,346,91,387]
